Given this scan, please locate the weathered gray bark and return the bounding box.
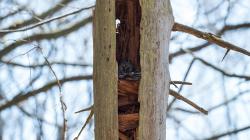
[93,0,118,140]
[138,0,174,140]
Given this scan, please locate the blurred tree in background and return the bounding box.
[0,0,250,139]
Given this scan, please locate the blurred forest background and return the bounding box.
[0,0,250,139]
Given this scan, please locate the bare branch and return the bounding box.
[204,125,250,140]
[174,89,250,115]
[208,89,250,112]
[0,5,94,34]
[169,42,210,62]
[38,47,67,140]
[0,6,25,21]
[169,89,208,115]
[74,108,94,140]
[170,81,192,85]
[0,16,92,59]
[195,56,250,80]
[0,75,92,112]
[180,49,250,80]
[168,59,196,111]
[0,60,91,68]
[170,21,250,61]
[2,0,71,31]
[17,105,59,127]
[172,22,250,56]
[75,105,93,114]
[221,23,250,33]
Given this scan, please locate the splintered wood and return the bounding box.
[116,0,141,139]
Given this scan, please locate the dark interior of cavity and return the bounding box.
[116,0,141,71]
[116,0,141,139]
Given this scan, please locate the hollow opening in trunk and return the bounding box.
[115,0,141,139]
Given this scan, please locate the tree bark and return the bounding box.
[138,0,174,140]
[93,0,118,140]
[93,0,174,139]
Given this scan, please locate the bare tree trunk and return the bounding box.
[93,0,118,140]
[138,0,174,140]
[93,0,174,139]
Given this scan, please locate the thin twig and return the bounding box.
[74,108,94,140]
[168,59,196,111]
[75,105,93,114]
[170,81,192,85]
[4,46,39,64]
[204,125,250,140]
[0,5,94,33]
[183,49,250,80]
[38,47,67,140]
[221,49,230,61]
[17,105,59,127]
[197,57,250,80]
[0,60,91,68]
[0,16,92,59]
[2,0,72,31]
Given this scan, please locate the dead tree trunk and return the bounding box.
[93,0,174,140]
[138,0,174,139]
[93,1,118,140]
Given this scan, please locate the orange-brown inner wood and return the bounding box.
[116,0,141,139]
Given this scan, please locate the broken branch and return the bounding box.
[172,22,250,57]
[169,89,208,115]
